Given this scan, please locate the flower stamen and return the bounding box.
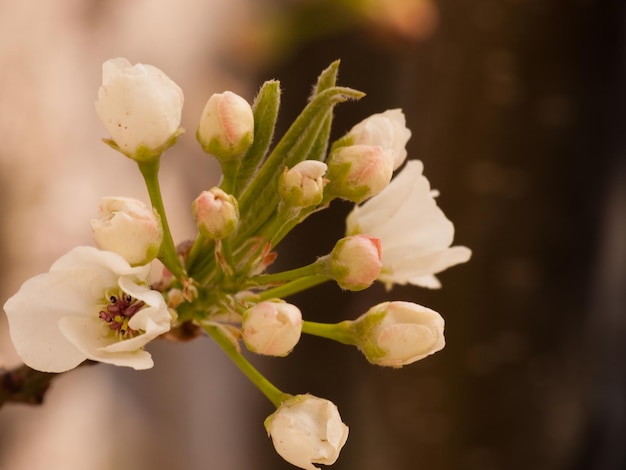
[99,292,145,338]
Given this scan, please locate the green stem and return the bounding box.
[219,159,240,195]
[202,323,289,408]
[251,261,322,286]
[186,232,210,274]
[256,274,328,301]
[138,159,186,279]
[302,320,356,345]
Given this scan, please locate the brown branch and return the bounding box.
[0,361,95,408]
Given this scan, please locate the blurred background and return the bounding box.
[1,0,625,469]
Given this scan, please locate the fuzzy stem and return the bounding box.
[202,323,289,408]
[256,274,329,301]
[138,160,185,279]
[301,320,357,345]
[250,260,322,286]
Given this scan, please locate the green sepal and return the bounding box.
[103,128,185,164]
[307,60,341,163]
[352,309,388,362]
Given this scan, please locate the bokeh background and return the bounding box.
[1,1,624,469]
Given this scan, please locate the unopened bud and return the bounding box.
[95,58,184,162]
[347,109,411,170]
[91,197,163,266]
[327,235,382,291]
[353,301,445,368]
[326,144,394,203]
[197,91,254,161]
[192,187,239,239]
[242,301,302,357]
[265,394,349,470]
[279,160,328,207]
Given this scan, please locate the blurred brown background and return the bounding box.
[1,1,625,469]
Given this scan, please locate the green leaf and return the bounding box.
[232,80,281,198]
[235,85,365,246]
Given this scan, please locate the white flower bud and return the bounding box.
[328,235,382,291]
[348,109,411,170]
[353,301,445,367]
[192,187,239,239]
[95,58,184,161]
[326,144,394,203]
[242,301,302,357]
[197,91,254,161]
[265,394,349,470]
[279,160,328,207]
[91,197,163,266]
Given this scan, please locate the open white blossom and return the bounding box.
[346,160,471,288]
[347,108,411,170]
[265,394,349,470]
[95,57,184,160]
[3,246,172,372]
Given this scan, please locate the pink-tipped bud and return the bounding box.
[353,301,445,368]
[192,187,239,239]
[196,91,254,161]
[91,197,163,266]
[326,144,394,203]
[242,301,302,357]
[348,109,411,170]
[279,160,328,207]
[328,235,382,291]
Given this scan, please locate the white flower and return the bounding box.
[353,301,445,367]
[91,197,163,266]
[242,301,302,357]
[197,91,254,160]
[346,160,471,288]
[3,246,172,372]
[95,57,184,160]
[265,394,349,470]
[348,109,411,170]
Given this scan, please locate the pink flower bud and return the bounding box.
[91,197,163,266]
[197,91,254,161]
[192,188,239,239]
[326,144,394,203]
[328,235,382,291]
[348,109,412,170]
[353,301,445,367]
[242,301,302,357]
[279,160,328,207]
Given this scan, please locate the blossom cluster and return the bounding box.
[2,58,470,469]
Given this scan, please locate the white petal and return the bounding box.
[58,316,154,370]
[4,274,87,372]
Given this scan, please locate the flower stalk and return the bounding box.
[138,159,186,280]
[201,323,290,408]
